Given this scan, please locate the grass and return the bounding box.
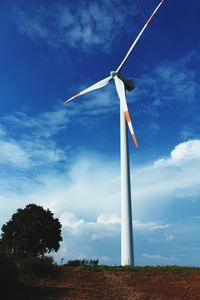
[79,265,200,272]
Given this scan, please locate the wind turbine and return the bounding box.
[64,0,164,266]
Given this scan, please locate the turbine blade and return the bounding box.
[64,75,112,105]
[114,76,138,148]
[116,0,164,72]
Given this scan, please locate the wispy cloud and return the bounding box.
[129,51,200,135]
[0,138,30,168]
[13,7,48,41]
[0,134,66,172]
[12,0,142,52]
[3,84,119,135]
[134,51,200,106]
[0,108,69,174]
[0,125,6,137]
[142,253,175,261]
[3,109,69,139]
[180,124,199,140]
[133,220,170,231]
[180,114,200,140]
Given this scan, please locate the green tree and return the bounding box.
[0,204,62,258]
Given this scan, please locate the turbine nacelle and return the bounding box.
[110,71,135,92]
[117,73,135,92]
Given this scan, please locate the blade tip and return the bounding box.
[134,140,138,148]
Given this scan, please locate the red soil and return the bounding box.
[13,267,200,299]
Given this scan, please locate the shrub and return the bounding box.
[0,253,18,286]
[65,259,99,267]
[16,256,59,280]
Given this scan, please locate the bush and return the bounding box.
[16,256,59,280]
[65,259,99,267]
[0,253,18,286]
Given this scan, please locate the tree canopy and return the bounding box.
[0,204,62,258]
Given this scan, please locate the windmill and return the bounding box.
[64,0,164,266]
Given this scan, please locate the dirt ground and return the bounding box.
[10,267,200,300]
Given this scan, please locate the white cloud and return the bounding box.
[60,211,170,234]
[154,140,200,168]
[142,253,175,261]
[54,211,121,264]
[60,212,120,236]
[13,0,142,52]
[0,139,30,168]
[60,211,85,229]
[0,125,6,137]
[97,214,120,225]
[34,154,120,217]
[23,140,66,165]
[0,136,66,171]
[0,109,71,171]
[132,139,200,220]
[133,220,170,231]
[3,108,69,138]
[55,210,171,264]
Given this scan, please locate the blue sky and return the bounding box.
[0,0,200,266]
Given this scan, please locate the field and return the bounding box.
[8,266,200,300]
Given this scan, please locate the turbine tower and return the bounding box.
[64,0,164,266]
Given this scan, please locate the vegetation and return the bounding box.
[0,251,200,300]
[0,253,18,286]
[90,265,200,272]
[65,259,99,267]
[16,256,60,280]
[0,203,62,295]
[0,203,62,258]
[1,203,200,299]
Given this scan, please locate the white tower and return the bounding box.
[120,96,134,266]
[64,0,164,268]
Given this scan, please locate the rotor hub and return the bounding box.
[110,71,118,78]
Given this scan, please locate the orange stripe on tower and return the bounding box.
[124,111,131,123]
[132,133,138,148]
